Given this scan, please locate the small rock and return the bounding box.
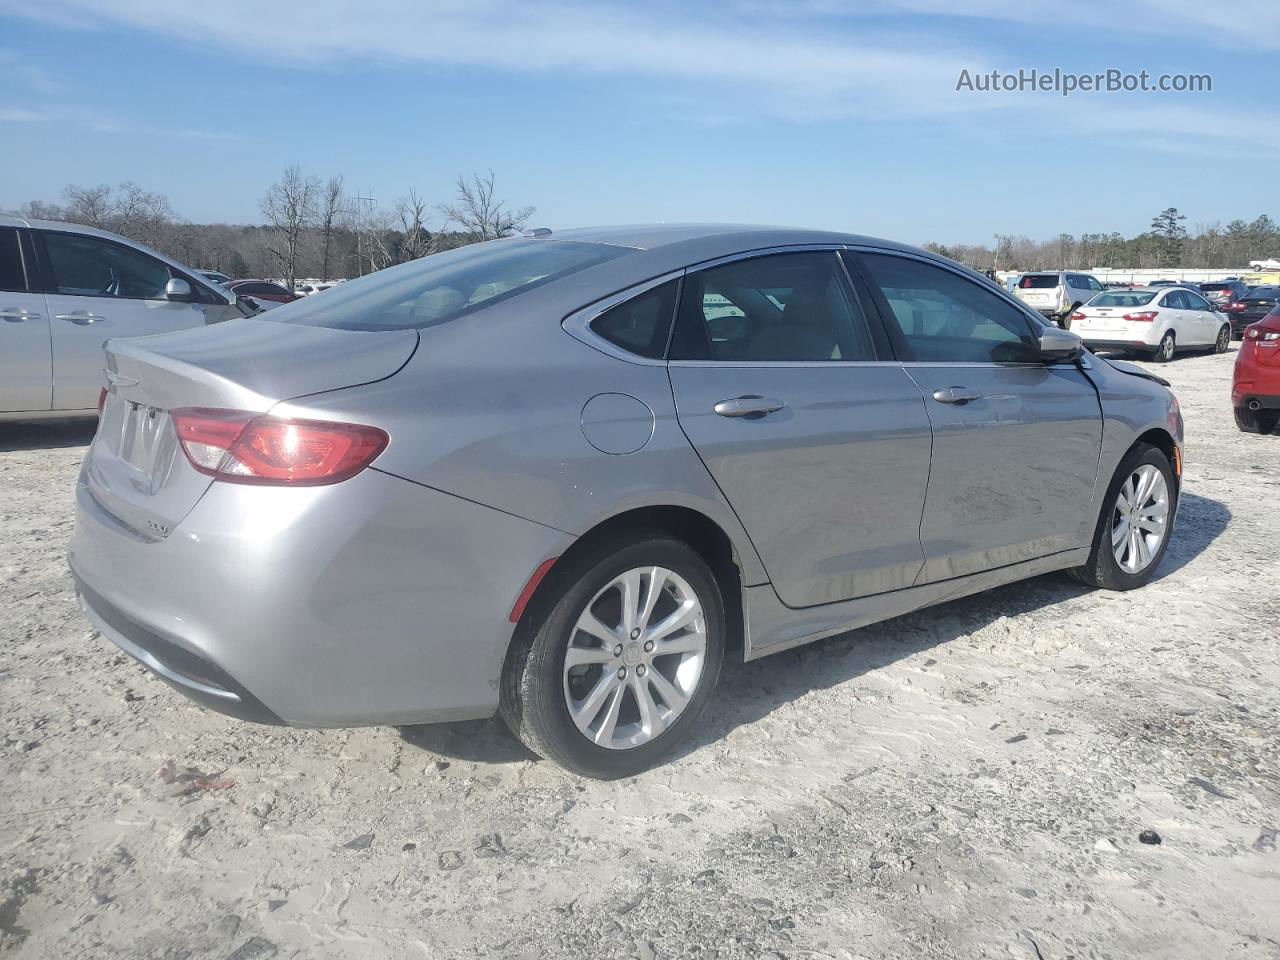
[1252,827,1277,853]
[637,940,657,960]
[123,690,144,702]
[430,760,451,773]
[560,798,577,815]
[437,850,463,871]
[668,813,692,824]
[267,899,287,912]
[1138,829,1162,845]
[1093,837,1119,852]
[226,936,277,960]
[749,897,775,913]
[402,842,417,853]
[614,895,643,915]
[691,869,716,886]
[1016,888,1037,898]
[474,833,506,858]
[1046,728,1066,736]
[1189,777,1234,799]
[1005,734,1028,744]
[924,658,937,667]
[769,916,796,931]
[343,833,374,851]
[214,914,242,939]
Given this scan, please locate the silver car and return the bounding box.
[69,225,1184,778]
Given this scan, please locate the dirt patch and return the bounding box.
[2,348,1278,959]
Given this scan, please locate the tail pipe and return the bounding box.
[1248,399,1263,411]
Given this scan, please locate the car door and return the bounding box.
[1161,290,1199,345]
[36,229,213,411]
[1182,289,1219,343]
[851,250,1104,583]
[667,249,933,608]
[0,226,53,413]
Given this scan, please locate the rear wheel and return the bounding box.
[1069,443,1177,590]
[1214,324,1231,354]
[1153,332,1176,362]
[500,536,725,778]
[1235,406,1279,435]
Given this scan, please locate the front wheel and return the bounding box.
[500,536,725,778]
[1069,443,1177,590]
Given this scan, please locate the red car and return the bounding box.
[1233,306,1280,434]
[226,279,300,308]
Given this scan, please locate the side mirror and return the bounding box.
[1039,325,1084,363]
[165,277,195,302]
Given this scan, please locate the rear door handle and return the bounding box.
[56,311,107,325]
[931,386,983,405]
[714,395,786,418]
[0,309,40,322]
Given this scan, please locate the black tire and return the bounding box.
[500,535,725,779]
[1235,406,1280,435]
[1214,324,1231,354]
[1153,332,1176,362]
[1069,443,1178,591]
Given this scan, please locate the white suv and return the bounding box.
[0,216,254,421]
[1013,272,1105,326]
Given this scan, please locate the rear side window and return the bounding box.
[277,239,631,331]
[859,253,1038,363]
[670,251,877,362]
[0,228,25,292]
[590,280,679,359]
[1018,274,1060,289]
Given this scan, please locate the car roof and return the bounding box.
[541,223,919,256]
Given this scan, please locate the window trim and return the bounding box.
[846,245,1051,368]
[667,245,894,366]
[31,228,228,306]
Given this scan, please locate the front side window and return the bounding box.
[42,231,172,299]
[278,238,631,331]
[590,279,679,359]
[859,253,1039,364]
[1184,291,1212,310]
[670,251,876,362]
[0,228,25,292]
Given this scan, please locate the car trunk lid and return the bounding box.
[85,318,417,539]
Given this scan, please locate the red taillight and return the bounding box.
[1226,302,1247,312]
[1123,311,1158,322]
[97,387,107,415]
[171,408,388,485]
[1070,311,1086,323]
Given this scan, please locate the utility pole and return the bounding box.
[352,192,376,276]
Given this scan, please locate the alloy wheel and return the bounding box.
[562,567,707,750]
[1158,335,1175,361]
[1216,326,1230,353]
[1111,464,1170,574]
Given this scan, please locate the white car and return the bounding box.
[1013,272,1106,324]
[1070,286,1232,362]
[0,216,254,421]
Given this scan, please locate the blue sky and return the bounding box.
[0,0,1276,245]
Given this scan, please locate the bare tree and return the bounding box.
[261,166,319,289]
[62,184,115,230]
[396,189,435,261]
[113,182,175,245]
[319,175,345,281]
[438,170,533,242]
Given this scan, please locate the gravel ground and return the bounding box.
[2,346,1278,960]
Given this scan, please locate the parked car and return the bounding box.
[0,215,254,421]
[1233,307,1280,434]
[294,282,338,296]
[1147,279,1178,286]
[1070,286,1231,361]
[1198,279,1251,316]
[1223,285,1280,339]
[70,225,1184,778]
[1012,272,1105,325]
[199,270,233,285]
[226,279,299,310]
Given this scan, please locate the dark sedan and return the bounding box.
[1225,285,1280,338]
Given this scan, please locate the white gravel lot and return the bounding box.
[1,346,1278,960]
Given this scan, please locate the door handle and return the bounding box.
[56,312,106,325]
[931,386,983,405]
[713,395,786,418]
[0,309,40,322]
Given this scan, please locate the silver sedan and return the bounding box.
[69,225,1183,778]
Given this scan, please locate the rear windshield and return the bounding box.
[1090,291,1156,307]
[1199,283,1233,292]
[276,239,631,331]
[1018,275,1059,289]
[1246,286,1280,299]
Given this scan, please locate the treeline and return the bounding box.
[926,207,1280,273]
[6,168,535,287]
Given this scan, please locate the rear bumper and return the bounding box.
[70,467,571,727]
[1078,338,1157,354]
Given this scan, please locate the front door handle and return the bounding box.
[714,395,786,418]
[931,386,983,405]
[56,311,107,325]
[0,309,40,322]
